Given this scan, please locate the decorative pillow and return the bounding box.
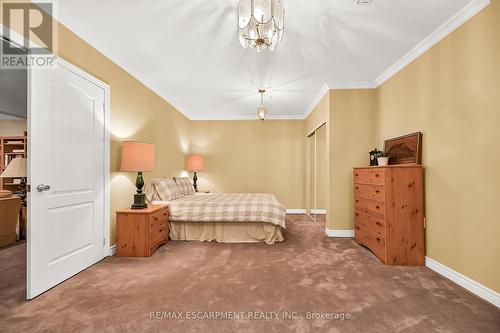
[152,177,183,201]
[144,182,159,203]
[174,177,196,196]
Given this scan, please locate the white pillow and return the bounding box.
[152,177,183,201]
[174,177,196,196]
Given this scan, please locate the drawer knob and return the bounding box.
[376,205,380,209]
[154,217,158,220]
[355,187,359,190]
[375,190,379,193]
[355,213,359,216]
[375,174,379,178]
[376,222,381,226]
[376,237,380,241]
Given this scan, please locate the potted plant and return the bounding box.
[374,151,391,166]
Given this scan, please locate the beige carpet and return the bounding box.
[0,215,498,332]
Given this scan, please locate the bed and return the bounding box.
[146,178,286,244]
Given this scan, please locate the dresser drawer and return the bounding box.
[150,223,168,247]
[354,197,386,220]
[363,226,385,253]
[353,169,385,186]
[354,184,385,202]
[150,208,169,230]
[354,210,386,236]
[354,223,386,262]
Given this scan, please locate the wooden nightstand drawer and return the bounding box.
[150,208,169,230]
[150,224,168,248]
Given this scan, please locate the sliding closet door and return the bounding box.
[307,133,316,220]
[314,124,327,228]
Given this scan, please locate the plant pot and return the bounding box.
[377,157,389,166]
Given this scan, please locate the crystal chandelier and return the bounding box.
[238,0,285,52]
[257,89,268,120]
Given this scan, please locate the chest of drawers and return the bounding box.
[353,166,424,265]
[116,205,169,257]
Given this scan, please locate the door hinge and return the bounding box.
[27,184,31,192]
[103,238,105,246]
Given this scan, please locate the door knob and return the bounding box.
[36,184,51,192]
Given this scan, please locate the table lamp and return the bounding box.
[1,157,27,239]
[120,141,155,209]
[186,154,204,192]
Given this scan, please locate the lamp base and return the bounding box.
[131,171,148,209]
[193,171,198,192]
[131,193,148,209]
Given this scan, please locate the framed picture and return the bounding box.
[384,132,422,165]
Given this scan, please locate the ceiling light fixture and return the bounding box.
[238,0,285,52]
[257,89,267,121]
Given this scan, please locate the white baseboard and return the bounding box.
[286,209,306,214]
[310,209,326,214]
[325,228,354,238]
[425,256,499,308]
[108,245,116,256]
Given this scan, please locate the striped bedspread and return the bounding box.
[156,193,286,228]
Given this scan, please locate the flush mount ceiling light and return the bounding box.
[238,0,285,52]
[257,89,268,121]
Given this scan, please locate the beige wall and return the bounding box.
[58,25,191,244]
[189,120,305,209]
[0,120,27,136]
[306,93,329,135]
[376,2,500,292]
[1,5,190,244]
[328,90,377,231]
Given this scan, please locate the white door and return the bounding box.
[28,59,109,299]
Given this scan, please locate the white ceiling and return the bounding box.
[53,0,481,119]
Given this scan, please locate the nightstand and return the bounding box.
[116,205,169,257]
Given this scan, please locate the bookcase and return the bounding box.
[0,134,28,191]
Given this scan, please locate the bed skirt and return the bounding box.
[169,221,284,245]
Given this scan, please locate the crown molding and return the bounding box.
[302,81,378,120]
[302,0,489,119]
[328,81,378,90]
[188,114,306,121]
[302,83,330,119]
[374,0,490,86]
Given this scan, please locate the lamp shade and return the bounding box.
[120,141,155,172]
[186,154,204,172]
[1,157,27,178]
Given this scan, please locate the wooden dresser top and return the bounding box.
[354,165,423,170]
[116,204,168,214]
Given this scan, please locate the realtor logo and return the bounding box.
[1,1,57,69]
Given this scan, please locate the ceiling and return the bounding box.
[53,0,479,119]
